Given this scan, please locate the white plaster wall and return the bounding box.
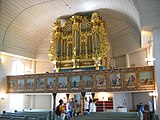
[126,93,133,111]
[113,92,133,112]
[0,54,33,82]
[114,49,148,68]
[0,94,10,112]
[34,95,52,110]
[0,54,33,113]
[115,55,126,68]
[23,94,52,110]
[35,33,55,74]
[129,48,147,67]
[0,58,6,94]
[23,95,31,109]
[132,92,151,110]
[153,28,160,117]
[35,61,54,74]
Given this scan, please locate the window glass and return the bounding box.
[12,61,24,75]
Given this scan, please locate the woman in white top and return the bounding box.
[66,99,72,117]
[89,99,96,112]
[84,97,89,112]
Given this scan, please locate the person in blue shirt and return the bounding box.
[139,105,148,120]
[139,105,144,120]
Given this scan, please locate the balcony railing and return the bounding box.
[7,66,155,93]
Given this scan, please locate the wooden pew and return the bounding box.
[12,116,28,120]
[89,112,139,119]
[0,116,12,120]
[0,116,28,120]
[0,110,51,120]
[17,110,51,120]
[70,112,139,120]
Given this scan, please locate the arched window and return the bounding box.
[12,61,24,75]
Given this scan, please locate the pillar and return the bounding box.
[66,93,70,100]
[91,92,95,100]
[30,95,35,109]
[31,60,36,74]
[125,54,130,67]
[52,93,57,120]
[153,28,160,118]
[81,92,86,115]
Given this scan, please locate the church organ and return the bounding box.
[48,13,110,71]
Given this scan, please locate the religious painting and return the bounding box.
[47,77,56,89]
[9,80,16,90]
[96,74,106,88]
[58,77,67,89]
[37,78,45,89]
[18,79,25,90]
[139,71,153,85]
[110,74,121,87]
[82,75,93,88]
[71,76,80,89]
[26,79,34,90]
[124,73,136,86]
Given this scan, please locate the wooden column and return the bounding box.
[52,93,57,120]
[91,92,95,100]
[81,92,86,115]
[66,93,70,100]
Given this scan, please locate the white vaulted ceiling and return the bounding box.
[0,0,159,60]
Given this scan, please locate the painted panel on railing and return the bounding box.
[18,79,25,91]
[71,76,80,89]
[47,77,56,89]
[58,77,68,89]
[139,71,153,85]
[26,79,34,90]
[7,66,155,93]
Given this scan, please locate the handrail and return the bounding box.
[7,66,155,93]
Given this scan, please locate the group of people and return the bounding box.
[56,97,97,120]
[66,98,80,118]
[84,97,96,114]
[55,98,80,120]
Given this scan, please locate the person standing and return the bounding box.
[66,99,72,118]
[88,96,92,111]
[89,99,96,112]
[139,105,145,120]
[70,98,75,117]
[84,97,89,114]
[57,99,65,120]
[74,100,80,116]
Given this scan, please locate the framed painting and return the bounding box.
[47,77,56,89]
[71,76,80,89]
[9,80,17,91]
[124,73,136,86]
[96,74,106,89]
[58,77,67,89]
[37,78,45,89]
[18,79,25,90]
[82,75,93,88]
[139,71,153,85]
[110,73,121,87]
[26,79,34,90]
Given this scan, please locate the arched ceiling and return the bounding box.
[0,0,143,59]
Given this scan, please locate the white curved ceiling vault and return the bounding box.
[1,0,158,60]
